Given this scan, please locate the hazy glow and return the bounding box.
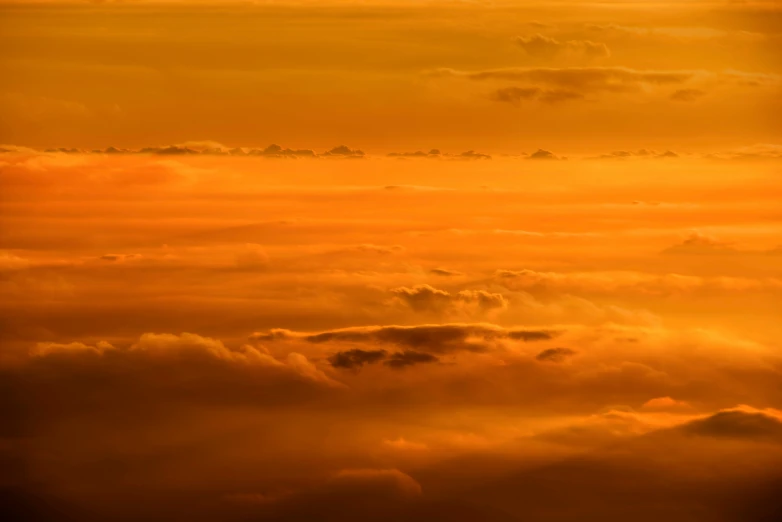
[1,1,781,521]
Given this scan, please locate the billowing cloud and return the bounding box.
[390,284,508,314]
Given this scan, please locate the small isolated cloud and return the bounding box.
[514,34,611,59]
[596,149,680,160]
[248,144,317,158]
[661,231,737,255]
[430,268,464,277]
[388,149,441,158]
[670,88,706,102]
[535,347,577,363]
[458,150,492,160]
[528,149,560,160]
[641,396,694,412]
[346,243,406,255]
[235,243,270,270]
[322,145,365,158]
[99,253,143,263]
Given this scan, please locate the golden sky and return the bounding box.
[1,0,781,151]
[1,2,782,522]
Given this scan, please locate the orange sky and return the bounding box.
[1,2,782,522]
[1,0,781,152]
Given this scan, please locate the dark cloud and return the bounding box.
[141,145,200,155]
[528,149,559,160]
[430,268,464,277]
[329,348,388,369]
[328,348,438,371]
[388,150,441,158]
[492,87,540,103]
[10,333,344,420]
[322,145,365,158]
[99,253,143,262]
[385,350,439,369]
[252,323,556,354]
[458,150,492,160]
[595,149,680,160]
[248,144,317,158]
[535,347,577,362]
[680,409,782,441]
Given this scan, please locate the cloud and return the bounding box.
[595,149,680,159]
[434,66,694,94]
[99,253,143,263]
[514,34,610,59]
[661,231,738,255]
[325,468,422,498]
[251,323,556,354]
[327,347,438,371]
[30,340,116,357]
[527,149,560,160]
[234,244,270,270]
[391,284,508,314]
[329,348,388,369]
[494,267,780,294]
[388,150,441,158]
[0,252,30,271]
[391,284,453,312]
[342,244,406,255]
[535,347,577,363]
[491,87,583,105]
[248,144,317,158]
[430,268,464,277]
[680,408,782,441]
[705,143,782,160]
[322,145,365,158]
[642,396,694,412]
[18,332,346,417]
[670,88,706,102]
[458,150,492,160]
[385,350,439,369]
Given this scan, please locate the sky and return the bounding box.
[1,2,782,522]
